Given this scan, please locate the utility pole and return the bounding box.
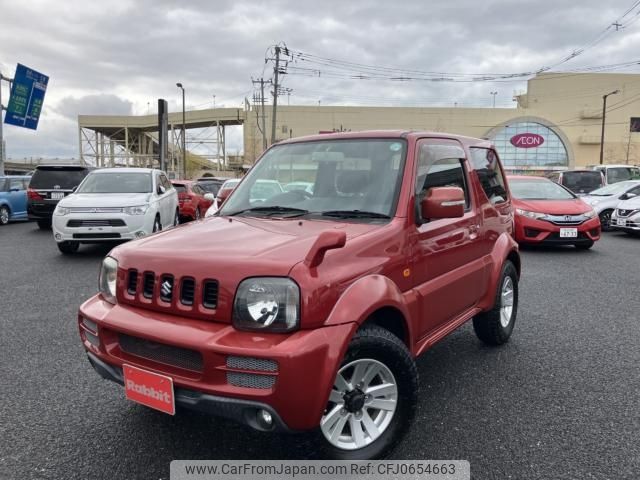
[176,83,186,178]
[0,72,12,176]
[600,89,620,165]
[271,46,281,145]
[490,91,498,108]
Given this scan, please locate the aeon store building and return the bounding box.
[243,72,640,171]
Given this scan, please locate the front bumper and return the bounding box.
[53,212,156,242]
[610,212,640,232]
[78,294,356,431]
[514,215,601,245]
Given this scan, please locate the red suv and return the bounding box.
[79,132,520,459]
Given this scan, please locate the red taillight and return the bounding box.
[27,188,43,200]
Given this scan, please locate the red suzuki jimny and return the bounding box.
[79,131,520,459]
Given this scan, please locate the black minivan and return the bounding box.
[28,165,95,229]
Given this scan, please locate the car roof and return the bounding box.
[274,130,494,149]
[507,175,548,180]
[35,164,95,170]
[171,180,192,185]
[90,167,156,174]
[197,177,229,181]
[0,175,30,178]
[590,164,638,168]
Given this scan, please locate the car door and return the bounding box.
[410,138,486,339]
[9,178,27,217]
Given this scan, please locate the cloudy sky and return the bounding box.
[1,0,639,159]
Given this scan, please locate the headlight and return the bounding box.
[125,205,149,215]
[99,256,118,304]
[54,206,70,216]
[233,277,300,332]
[584,209,597,219]
[516,208,547,220]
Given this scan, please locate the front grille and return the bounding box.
[227,356,278,372]
[121,269,219,313]
[119,334,204,372]
[181,278,195,305]
[72,233,121,239]
[617,209,636,217]
[544,214,587,226]
[127,270,138,295]
[202,280,219,309]
[143,273,155,298]
[68,207,124,213]
[227,372,276,389]
[67,219,126,227]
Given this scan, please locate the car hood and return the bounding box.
[513,198,592,215]
[113,215,381,274]
[59,193,151,208]
[616,196,640,210]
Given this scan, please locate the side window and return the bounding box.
[161,175,173,191]
[10,179,24,191]
[470,148,508,205]
[628,185,640,196]
[192,185,203,196]
[416,142,471,211]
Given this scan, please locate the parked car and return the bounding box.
[581,180,640,230]
[171,180,214,222]
[52,168,178,254]
[610,194,640,235]
[0,175,30,225]
[508,175,600,249]
[28,165,95,229]
[546,169,604,195]
[588,164,640,185]
[78,131,520,459]
[283,181,314,194]
[196,177,229,197]
[204,178,240,216]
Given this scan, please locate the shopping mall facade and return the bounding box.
[243,72,640,171]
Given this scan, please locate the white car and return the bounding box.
[582,180,640,230]
[611,194,640,235]
[52,168,179,254]
[588,164,640,185]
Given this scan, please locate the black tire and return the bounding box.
[57,241,80,254]
[317,325,418,460]
[599,209,613,231]
[37,219,51,230]
[174,209,180,227]
[152,215,161,233]
[473,261,518,346]
[0,206,9,225]
[575,241,594,250]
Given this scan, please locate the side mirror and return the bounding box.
[204,193,215,201]
[157,185,166,195]
[420,187,465,221]
[621,192,637,200]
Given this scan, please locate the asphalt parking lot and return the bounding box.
[1,221,639,480]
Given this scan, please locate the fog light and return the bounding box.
[257,409,273,428]
[135,231,146,238]
[55,233,62,240]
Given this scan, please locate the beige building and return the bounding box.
[245,72,640,171]
[78,72,640,176]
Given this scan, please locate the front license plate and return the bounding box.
[616,218,627,227]
[559,228,578,238]
[50,192,65,200]
[123,364,175,415]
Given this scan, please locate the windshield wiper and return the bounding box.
[320,210,391,219]
[227,206,309,217]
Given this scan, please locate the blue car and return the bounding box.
[0,176,30,225]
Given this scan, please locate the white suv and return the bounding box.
[52,168,179,254]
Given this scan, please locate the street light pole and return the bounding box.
[600,89,620,165]
[176,83,186,178]
[490,91,498,108]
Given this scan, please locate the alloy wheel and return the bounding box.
[500,276,514,328]
[321,359,398,450]
[0,207,9,225]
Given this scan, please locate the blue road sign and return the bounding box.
[4,63,49,130]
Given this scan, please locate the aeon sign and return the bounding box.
[510,133,545,148]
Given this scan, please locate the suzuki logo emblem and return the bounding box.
[161,280,172,297]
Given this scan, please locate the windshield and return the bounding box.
[198,182,222,195]
[172,184,188,194]
[561,171,603,193]
[509,178,575,200]
[220,139,407,220]
[30,168,88,189]
[589,181,639,196]
[606,167,640,183]
[77,172,152,193]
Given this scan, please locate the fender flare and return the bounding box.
[324,274,414,346]
[478,232,520,311]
